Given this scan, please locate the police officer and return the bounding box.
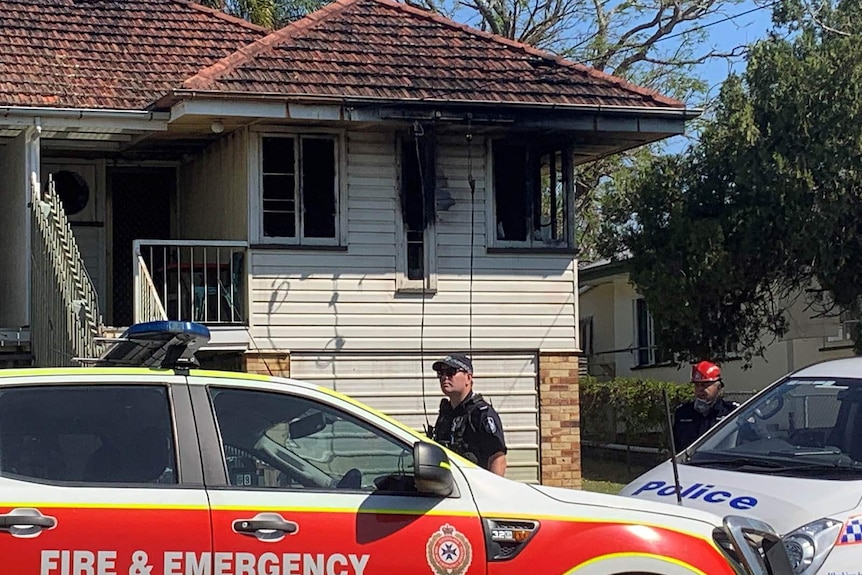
[428,353,508,475]
[672,361,739,451]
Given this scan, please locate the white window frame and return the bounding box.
[394,135,437,292]
[486,137,575,249]
[634,298,660,367]
[249,127,347,246]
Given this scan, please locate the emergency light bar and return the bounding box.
[93,321,211,369]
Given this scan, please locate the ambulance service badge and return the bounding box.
[426,523,472,575]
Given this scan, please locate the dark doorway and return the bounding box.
[109,169,173,327]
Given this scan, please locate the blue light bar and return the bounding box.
[95,321,211,369]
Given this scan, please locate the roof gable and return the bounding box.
[182,0,683,110]
[0,0,266,109]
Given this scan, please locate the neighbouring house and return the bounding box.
[0,0,698,485]
[579,260,855,395]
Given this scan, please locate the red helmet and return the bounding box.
[691,360,721,383]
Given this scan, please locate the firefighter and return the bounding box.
[428,353,508,475]
[672,361,739,451]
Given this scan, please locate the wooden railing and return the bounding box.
[30,175,103,366]
[133,240,247,325]
[134,255,168,323]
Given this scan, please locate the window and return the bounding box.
[0,385,176,484]
[491,139,573,248]
[397,132,437,291]
[634,298,671,367]
[209,388,415,492]
[259,134,340,245]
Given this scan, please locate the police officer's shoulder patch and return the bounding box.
[483,415,497,434]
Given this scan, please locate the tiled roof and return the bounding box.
[183,0,683,110]
[0,0,266,109]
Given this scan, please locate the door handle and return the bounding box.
[0,508,57,538]
[232,512,299,541]
[233,518,298,534]
[0,515,55,528]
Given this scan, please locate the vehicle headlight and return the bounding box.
[782,518,842,575]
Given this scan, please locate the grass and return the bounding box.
[581,456,652,495]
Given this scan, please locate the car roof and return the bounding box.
[792,356,862,378]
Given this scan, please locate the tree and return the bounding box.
[601,0,862,362]
[199,0,329,28]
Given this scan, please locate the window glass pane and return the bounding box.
[636,299,651,366]
[0,385,176,484]
[262,137,295,174]
[209,387,415,492]
[493,143,528,241]
[537,149,566,244]
[402,137,427,280]
[301,138,336,239]
[262,173,296,238]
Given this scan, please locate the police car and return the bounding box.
[0,322,790,575]
[620,357,862,575]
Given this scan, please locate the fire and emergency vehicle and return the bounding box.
[621,357,862,575]
[0,322,791,575]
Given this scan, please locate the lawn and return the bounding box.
[581,456,652,495]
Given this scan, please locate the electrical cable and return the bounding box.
[466,115,476,356]
[413,121,432,434]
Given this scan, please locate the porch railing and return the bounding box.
[134,255,168,323]
[30,175,103,366]
[133,240,247,325]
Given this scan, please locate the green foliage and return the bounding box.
[580,376,692,444]
[199,0,328,28]
[600,0,862,360]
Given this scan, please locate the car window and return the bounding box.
[692,377,862,473]
[209,387,415,492]
[0,385,176,484]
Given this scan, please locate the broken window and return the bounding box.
[397,131,437,291]
[261,135,338,244]
[492,139,571,248]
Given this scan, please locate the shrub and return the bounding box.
[580,376,693,448]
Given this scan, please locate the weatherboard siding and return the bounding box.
[248,131,578,353]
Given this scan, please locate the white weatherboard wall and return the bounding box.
[0,133,28,327]
[248,131,578,352]
[180,129,248,241]
[289,351,540,483]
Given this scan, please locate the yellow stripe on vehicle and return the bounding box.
[564,552,707,575]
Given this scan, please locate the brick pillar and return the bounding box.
[244,352,290,377]
[538,352,581,488]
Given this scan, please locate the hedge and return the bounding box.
[579,376,694,448]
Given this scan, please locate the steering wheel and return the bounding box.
[336,468,362,489]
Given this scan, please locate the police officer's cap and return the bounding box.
[432,353,473,374]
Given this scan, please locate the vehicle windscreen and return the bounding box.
[687,377,862,478]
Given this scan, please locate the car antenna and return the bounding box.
[663,387,684,505]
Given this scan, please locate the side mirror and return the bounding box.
[413,442,454,497]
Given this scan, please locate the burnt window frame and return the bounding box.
[395,132,437,292]
[255,130,345,246]
[488,137,574,249]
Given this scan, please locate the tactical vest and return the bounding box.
[429,393,490,465]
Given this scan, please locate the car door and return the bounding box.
[0,373,211,574]
[189,375,487,575]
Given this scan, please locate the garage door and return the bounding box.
[290,351,540,483]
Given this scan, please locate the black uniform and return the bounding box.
[672,398,738,452]
[430,392,507,470]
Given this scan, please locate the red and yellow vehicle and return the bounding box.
[0,322,790,575]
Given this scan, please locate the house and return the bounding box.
[579,260,855,395]
[0,0,697,485]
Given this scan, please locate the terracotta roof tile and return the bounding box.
[1,0,683,112]
[183,0,683,109]
[0,0,266,109]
